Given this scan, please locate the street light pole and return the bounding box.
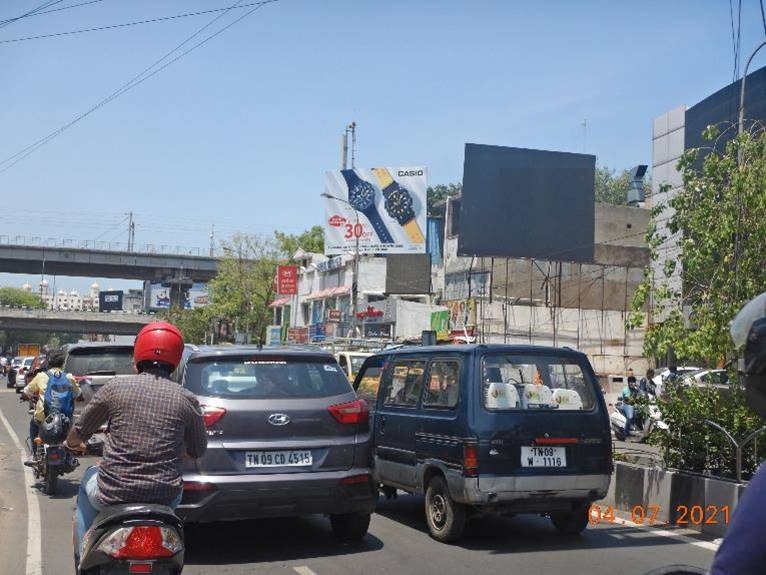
[738,40,766,141]
[321,191,362,338]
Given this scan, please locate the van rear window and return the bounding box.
[482,354,596,411]
[183,356,352,399]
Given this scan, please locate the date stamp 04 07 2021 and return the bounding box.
[588,504,731,527]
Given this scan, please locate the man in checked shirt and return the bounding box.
[64,322,207,563]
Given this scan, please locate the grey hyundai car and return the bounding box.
[174,345,376,541]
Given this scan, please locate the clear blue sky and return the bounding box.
[2,0,766,291]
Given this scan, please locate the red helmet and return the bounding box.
[134,321,184,369]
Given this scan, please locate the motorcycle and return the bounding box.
[23,400,79,495]
[610,396,668,442]
[76,503,185,575]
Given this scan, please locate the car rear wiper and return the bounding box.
[83,370,117,376]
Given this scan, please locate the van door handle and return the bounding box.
[379,415,386,435]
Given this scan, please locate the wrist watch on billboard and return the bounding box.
[371,167,425,244]
[341,169,394,244]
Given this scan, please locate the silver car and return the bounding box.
[175,345,375,541]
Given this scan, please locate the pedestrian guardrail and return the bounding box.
[703,419,766,482]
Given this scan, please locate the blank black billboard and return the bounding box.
[99,290,123,312]
[686,65,766,154]
[459,144,595,262]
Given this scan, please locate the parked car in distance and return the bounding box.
[355,344,612,543]
[14,356,35,392]
[175,345,376,541]
[652,366,701,396]
[62,343,135,404]
[681,369,730,388]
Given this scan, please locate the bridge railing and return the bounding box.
[0,235,211,257]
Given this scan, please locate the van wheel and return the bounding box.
[425,476,465,543]
[550,505,589,535]
[330,512,370,542]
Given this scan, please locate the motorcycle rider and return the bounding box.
[64,321,207,566]
[640,368,656,395]
[710,293,766,574]
[21,350,80,464]
[619,373,641,436]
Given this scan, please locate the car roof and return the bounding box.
[372,343,588,359]
[64,342,134,351]
[184,344,335,361]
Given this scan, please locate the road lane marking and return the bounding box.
[293,567,319,575]
[614,516,720,551]
[0,405,43,575]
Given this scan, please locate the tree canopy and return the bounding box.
[426,182,461,215]
[629,126,766,362]
[0,287,46,309]
[274,225,324,257]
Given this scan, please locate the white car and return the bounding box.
[683,369,730,388]
[652,366,701,396]
[14,356,35,391]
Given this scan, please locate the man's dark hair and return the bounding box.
[47,350,65,368]
[646,368,656,378]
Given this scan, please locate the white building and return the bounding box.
[23,280,99,311]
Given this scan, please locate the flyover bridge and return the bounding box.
[0,308,155,335]
[0,242,218,282]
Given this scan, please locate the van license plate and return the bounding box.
[245,450,313,467]
[520,446,566,467]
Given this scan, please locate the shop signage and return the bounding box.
[287,327,309,344]
[277,265,298,295]
[316,257,343,273]
[430,310,450,339]
[364,323,392,338]
[326,308,342,321]
[266,325,282,345]
[444,299,476,328]
[356,305,384,319]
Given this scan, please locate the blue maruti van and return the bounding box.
[353,344,612,542]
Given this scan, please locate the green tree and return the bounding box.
[426,182,461,215]
[0,286,46,309]
[159,307,209,344]
[629,127,766,362]
[274,225,324,258]
[207,234,281,342]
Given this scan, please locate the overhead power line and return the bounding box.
[0,1,277,45]
[0,0,105,25]
[0,0,64,30]
[0,0,279,175]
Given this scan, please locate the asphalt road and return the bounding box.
[0,384,717,575]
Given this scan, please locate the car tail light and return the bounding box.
[98,526,183,559]
[183,481,216,492]
[340,473,372,485]
[463,444,478,477]
[328,399,369,424]
[200,405,226,427]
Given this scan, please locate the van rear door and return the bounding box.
[474,352,610,488]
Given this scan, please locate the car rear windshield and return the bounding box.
[183,356,352,399]
[482,354,597,411]
[65,347,135,376]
